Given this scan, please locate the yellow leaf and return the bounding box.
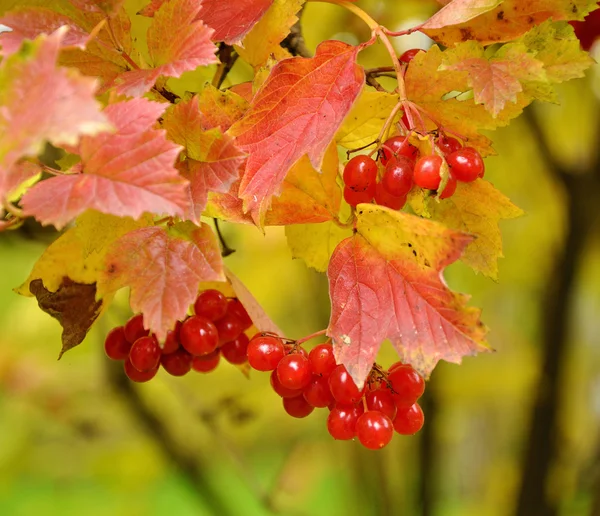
[425,179,523,279]
[285,221,352,272]
[336,90,399,149]
[235,0,305,68]
[16,210,152,295]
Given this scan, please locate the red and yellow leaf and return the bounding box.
[423,0,599,46]
[21,99,189,229]
[327,204,489,387]
[98,222,225,340]
[229,40,364,225]
[114,0,218,97]
[198,0,274,45]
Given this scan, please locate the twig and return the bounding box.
[104,359,233,516]
[212,43,239,89]
[280,17,312,58]
[213,218,235,257]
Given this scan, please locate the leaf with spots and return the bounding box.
[21,98,189,229]
[229,40,364,225]
[327,205,489,388]
[422,0,599,46]
[98,222,225,341]
[418,180,523,280]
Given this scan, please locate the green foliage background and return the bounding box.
[0,1,599,515]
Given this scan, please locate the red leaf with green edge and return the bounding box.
[198,0,274,44]
[98,222,225,341]
[162,96,246,222]
[0,28,110,180]
[229,40,364,225]
[421,0,503,29]
[327,205,489,388]
[29,278,103,358]
[0,161,40,203]
[114,0,217,97]
[21,98,189,229]
[0,8,90,56]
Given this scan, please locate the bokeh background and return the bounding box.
[0,1,599,515]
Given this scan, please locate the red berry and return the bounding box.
[303,375,335,408]
[161,321,181,354]
[374,183,407,210]
[343,155,378,191]
[104,326,131,360]
[124,358,158,383]
[308,343,337,377]
[220,333,249,365]
[194,289,227,321]
[365,388,397,420]
[414,155,443,190]
[343,184,375,207]
[180,315,219,356]
[129,335,161,372]
[282,394,314,418]
[276,353,311,390]
[191,350,220,373]
[270,370,302,398]
[398,48,423,64]
[463,147,485,178]
[437,135,462,155]
[124,313,148,344]
[393,403,425,435]
[356,411,394,449]
[446,148,484,182]
[327,403,364,440]
[380,135,419,165]
[161,348,192,376]
[439,175,457,199]
[214,311,243,344]
[389,361,404,372]
[226,299,253,331]
[247,334,285,371]
[570,7,600,51]
[328,365,364,405]
[388,365,425,407]
[381,156,414,197]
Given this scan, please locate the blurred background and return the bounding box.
[1,0,599,515]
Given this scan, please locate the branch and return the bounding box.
[104,360,234,516]
[280,17,312,57]
[212,43,239,89]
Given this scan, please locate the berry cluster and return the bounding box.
[246,335,425,450]
[104,289,253,382]
[342,48,485,210]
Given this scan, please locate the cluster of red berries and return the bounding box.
[245,334,425,450]
[342,47,485,210]
[104,289,253,382]
[342,133,485,210]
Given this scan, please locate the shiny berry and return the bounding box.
[399,48,423,64]
[191,350,220,373]
[226,299,253,331]
[437,135,462,155]
[124,358,158,383]
[161,348,192,376]
[365,388,397,420]
[276,353,311,390]
[220,333,249,365]
[374,183,407,210]
[343,155,378,191]
[303,375,335,408]
[328,365,364,405]
[393,403,425,435]
[381,156,414,196]
[327,403,364,440]
[194,289,228,321]
[388,365,425,407]
[180,315,219,356]
[282,394,314,418]
[308,343,337,377]
[344,184,375,207]
[439,175,457,199]
[124,314,148,344]
[380,135,419,165]
[270,370,302,398]
[446,148,484,182]
[129,335,161,372]
[356,411,394,449]
[414,155,443,190]
[104,326,131,360]
[247,334,285,371]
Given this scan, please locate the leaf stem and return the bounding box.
[211,43,238,89]
[296,329,328,346]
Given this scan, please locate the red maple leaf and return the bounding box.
[0,8,90,56]
[21,98,189,229]
[198,0,274,45]
[99,223,225,340]
[327,206,489,387]
[114,0,218,97]
[0,27,109,187]
[162,96,246,222]
[229,40,364,225]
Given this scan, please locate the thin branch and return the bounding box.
[212,43,239,89]
[104,360,233,516]
[280,17,312,57]
[213,218,235,257]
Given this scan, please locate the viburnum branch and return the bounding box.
[211,43,238,89]
[0,215,24,232]
[382,23,425,38]
[3,200,23,219]
[281,16,312,58]
[365,75,386,92]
